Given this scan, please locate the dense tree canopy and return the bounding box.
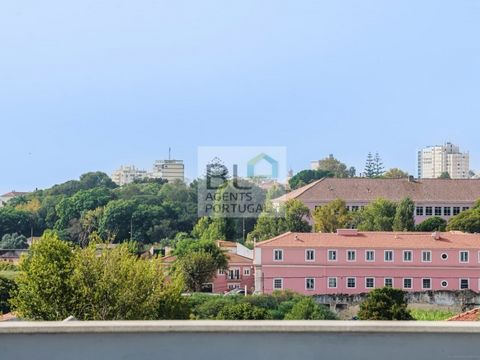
[416,217,447,232]
[312,199,350,233]
[0,233,28,249]
[358,287,413,320]
[392,198,415,232]
[356,198,397,231]
[312,154,355,178]
[288,169,333,190]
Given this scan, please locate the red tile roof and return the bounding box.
[1,191,29,198]
[227,253,253,264]
[273,178,480,204]
[447,308,480,321]
[256,231,480,249]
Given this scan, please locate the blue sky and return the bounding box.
[1,1,479,194]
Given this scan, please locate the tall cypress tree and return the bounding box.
[373,152,385,177]
[364,152,375,178]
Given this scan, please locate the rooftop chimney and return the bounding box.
[337,229,359,236]
[432,232,441,240]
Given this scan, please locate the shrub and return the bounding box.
[0,276,17,314]
[216,302,271,320]
[284,297,337,320]
[358,287,413,320]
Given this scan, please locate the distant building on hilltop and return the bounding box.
[0,191,29,208]
[152,159,184,183]
[111,159,185,186]
[418,142,470,179]
[111,165,148,186]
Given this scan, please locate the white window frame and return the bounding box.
[305,278,315,291]
[384,278,393,287]
[273,249,284,262]
[273,278,283,290]
[328,249,337,262]
[365,250,375,262]
[403,278,413,289]
[346,249,356,262]
[422,250,432,263]
[327,277,337,289]
[422,278,432,290]
[459,250,469,263]
[459,278,469,290]
[365,277,375,289]
[305,249,315,262]
[384,250,394,262]
[243,268,251,276]
[403,250,413,262]
[346,277,356,289]
[441,280,448,288]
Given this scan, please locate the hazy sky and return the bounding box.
[1,1,479,194]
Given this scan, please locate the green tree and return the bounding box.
[438,172,451,179]
[284,297,337,320]
[447,207,480,233]
[246,199,311,243]
[312,199,350,233]
[364,152,375,178]
[383,168,409,179]
[11,231,75,320]
[0,276,17,314]
[289,169,333,190]
[358,287,413,320]
[0,207,33,238]
[313,154,353,178]
[176,251,219,292]
[69,243,188,320]
[356,198,397,231]
[174,239,228,271]
[392,197,415,231]
[216,302,271,320]
[373,152,385,177]
[415,217,447,232]
[0,233,28,249]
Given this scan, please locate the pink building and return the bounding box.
[272,178,480,224]
[163,240,254,294]
[254,230,480,295]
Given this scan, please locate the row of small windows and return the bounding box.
[274,249,472,263]
[273,277,471,291]
[416,206,470,217]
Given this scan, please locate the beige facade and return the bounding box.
[417,142,470,179]
[111,165,148,186]
[152,160,184,183]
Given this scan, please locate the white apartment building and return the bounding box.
[111,165,148,186]
[152,160,184,183]
[417,142,470,179]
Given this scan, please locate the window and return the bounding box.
[425,206,433,216]
[218,269,225,275]
[365,250,375,262]
[444,207,451,216]
[441,253,448,260]
[305,249,315,261]
[346,277,356,288]
[384,278,393,287]
[243,268,251,276]
[384,250,393,262]
[435,207,442,216]
[416,206,424,216]
[453,207,461,216]
[441,280,448,288]
[228,268,240,280]
[328,250,337,261]
[460,251,469,263]
[328,277,337,288]
[460,278,469,290]
[273,278,283,290]
[347,250,356,262]
[351,206,359,212]
[422,278,431,289]
[274,249,283,261]
[403,278,412,289]
[462,207,470,212]
[228,283,239,290]
[422,250,431,262]
[365,277,375,288]
[306,278,315,290]
[403,250,412,262]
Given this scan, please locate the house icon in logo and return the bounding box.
[247,153,279,179]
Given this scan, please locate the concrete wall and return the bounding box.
[2,321,480,360]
